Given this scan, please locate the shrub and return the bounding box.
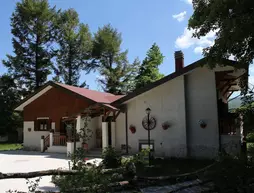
[102,146,121,168]
[246,132,254,142]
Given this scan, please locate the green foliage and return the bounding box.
[102,146,121,168]
[235,92,254,136]
[87,24,140,94]
[52,165,111,193]
[7,177,41,193]
[189,0,254,68]
[121,148,150,168]
[54,8,92,87]
[135,43,164,89]
[0,75,22,135]
[247,133,254,143]
[79,114,93,144]
[3,0,58,93]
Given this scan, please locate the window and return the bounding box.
[35,118,51,131]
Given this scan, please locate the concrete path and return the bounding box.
[0,150,69,192]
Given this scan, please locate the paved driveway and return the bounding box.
[0,150,69,192]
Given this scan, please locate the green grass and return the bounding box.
[0,143,23,151]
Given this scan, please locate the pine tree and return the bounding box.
[87,24,139,94]
[54,9,92,87]
[3,0,58,94]
[135,43,164,89]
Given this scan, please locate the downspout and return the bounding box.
[183,75,190,157]
[125,106,129,154]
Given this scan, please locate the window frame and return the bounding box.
[35,118,51,131]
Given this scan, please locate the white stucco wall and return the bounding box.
[185,67,219,158]
[122,76,186,157]
[115,112,126,151]
[23,121,50,151]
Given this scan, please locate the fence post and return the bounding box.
[41,136,44,152]
[50,131,53,147]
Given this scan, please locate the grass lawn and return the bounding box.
[136,158,214,177]
[0,143,23,151]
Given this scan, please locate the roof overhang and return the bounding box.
[15,85,53,111]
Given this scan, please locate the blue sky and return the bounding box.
[1,0,250,90]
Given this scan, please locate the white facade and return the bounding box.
[22,65,243,158]
[23,121,50,151]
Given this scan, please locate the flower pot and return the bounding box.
[129,126,136,134]
[200,123,207,129]
[162,125,169,130]
[83,143,88,152]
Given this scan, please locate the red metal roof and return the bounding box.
[55,82,125,104]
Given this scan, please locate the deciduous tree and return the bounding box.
[189,0,254,68]
[0,75,22,135]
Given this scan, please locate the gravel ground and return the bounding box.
[0,150,69,192]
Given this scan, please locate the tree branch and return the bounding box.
[0,168,124,180]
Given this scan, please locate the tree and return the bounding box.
[54,9,92,87]
[3,0,58,95]
[88,24,139,94]
[135,43,164,89]
[188,0,254,68]
[0,75,22,135]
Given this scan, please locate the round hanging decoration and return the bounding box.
[142,116,156,130]
[129,125,136,134]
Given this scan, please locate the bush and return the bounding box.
[102,146,121,168]
[246,132,254,142]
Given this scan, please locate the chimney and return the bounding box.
[174,50,184,72]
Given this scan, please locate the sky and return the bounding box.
[0,0,253,91]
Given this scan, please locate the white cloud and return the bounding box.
[172,11,187,22]
[175,27,217,54]
[194,46,204,54]
[184,0,192,5]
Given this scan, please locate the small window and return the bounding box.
[35,119,51,131]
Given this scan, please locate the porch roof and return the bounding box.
[62,102,122,122]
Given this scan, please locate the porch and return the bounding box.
[40,103,124,155]
[215,68,247,154]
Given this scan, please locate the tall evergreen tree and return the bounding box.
[87,24,139,94]
[135,43,164,89]
[3,0,57,95]
[54,9,92,87]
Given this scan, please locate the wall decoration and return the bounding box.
[142,116,156,130]
[129,125,136,133]
[162,121,170,130]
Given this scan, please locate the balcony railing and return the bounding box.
[53,134,67,146]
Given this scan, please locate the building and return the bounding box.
[15,51,247,158]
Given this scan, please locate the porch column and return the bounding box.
[111,122,116,148]
[102,122,108,149]
[76,115,81,133]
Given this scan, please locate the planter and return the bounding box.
[162,122,170,130]
[129,125,136,134]
[83,143,89,152]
